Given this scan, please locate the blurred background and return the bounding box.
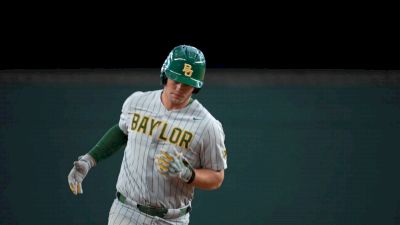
[1,9,400,225]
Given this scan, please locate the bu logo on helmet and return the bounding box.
[182,63,193,77]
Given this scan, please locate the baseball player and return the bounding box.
[68,45,228,225]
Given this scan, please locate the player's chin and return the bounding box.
[171,93,185,99]
[170,94,185,102]
[170,98,184,105]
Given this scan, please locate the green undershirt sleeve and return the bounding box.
[88,124,128,163]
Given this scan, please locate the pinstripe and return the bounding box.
[175,107,203,200]
[148,91,162,201]
[119,204,129,225]
[209,123,217,167]
[109,89,227,224]
[137,92,152,202]
[197,117,213,167]
[166,109,186,206]
[150,106,172,206]
[135,92,152,203]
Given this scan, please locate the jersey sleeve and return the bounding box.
[200,119,228,170]
[118,92,142,134]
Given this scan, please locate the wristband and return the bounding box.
[186,167,196,184]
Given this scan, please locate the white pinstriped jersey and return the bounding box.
[116,89,227,209]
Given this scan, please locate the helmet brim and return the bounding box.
[165,70,203,89]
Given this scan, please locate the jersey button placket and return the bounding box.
[147,112,167,204]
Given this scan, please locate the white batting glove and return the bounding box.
[67,154,96,195]
[155,149,195,183]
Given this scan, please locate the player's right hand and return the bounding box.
[155,149,193,183]
[67,154,96,195]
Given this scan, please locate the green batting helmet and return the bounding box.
[160,45,206,90]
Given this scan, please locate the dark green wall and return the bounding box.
[1,82,400,224]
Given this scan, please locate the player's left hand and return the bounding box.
[155,149,194,183]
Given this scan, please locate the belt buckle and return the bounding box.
[137,204,168,218]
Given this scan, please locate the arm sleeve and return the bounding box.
[88,124,128,163]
